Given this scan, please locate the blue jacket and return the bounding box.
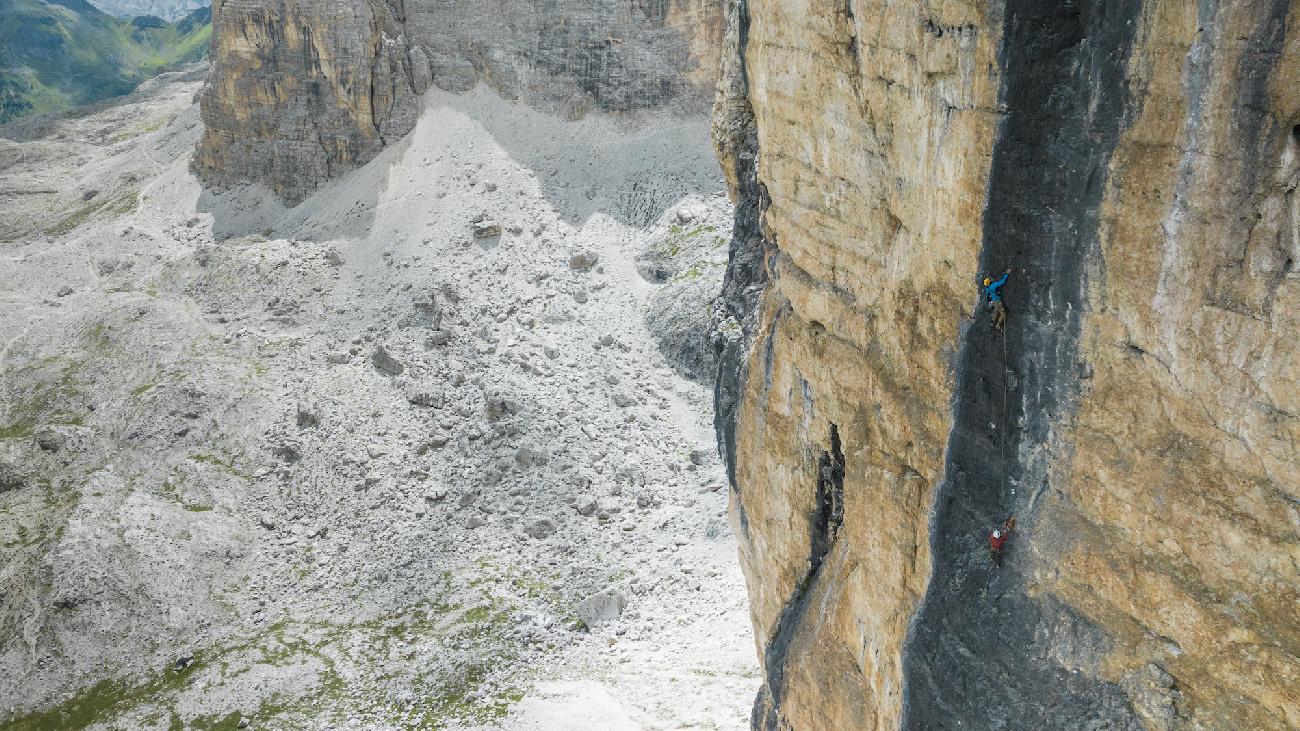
[984,273,1009,302]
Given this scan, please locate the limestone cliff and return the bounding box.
[715,0,1299,729]
[195,0,724,204]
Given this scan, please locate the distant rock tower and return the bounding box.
[194,0,726,205]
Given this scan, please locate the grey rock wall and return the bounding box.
[195,0,724,205]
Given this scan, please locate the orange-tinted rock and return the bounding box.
[717,0,1298,728]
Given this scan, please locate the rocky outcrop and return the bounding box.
[195,0,725,204]
[717,1,1299,729]
[640,199,732,382]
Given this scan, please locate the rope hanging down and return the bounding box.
[1001,325,1009,503]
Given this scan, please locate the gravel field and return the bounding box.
[0,72,756,730]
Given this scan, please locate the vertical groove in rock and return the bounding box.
[901,1,1145,728]
[1206,0,1296,318]
[753,424,845,731]
[713,0,766,502]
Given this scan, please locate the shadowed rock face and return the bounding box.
[717,0,1299,729]
[195,0,725,205]
[903,1,1144,727]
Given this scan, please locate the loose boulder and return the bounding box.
[574,590,627,629]
[524,518,557,539]
[0,454,23,492]
[473,220,502,238]
[569,252,599,271]
[371,345,405,376]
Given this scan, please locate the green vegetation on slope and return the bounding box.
[3,594,529,730]
[0,0,211,123]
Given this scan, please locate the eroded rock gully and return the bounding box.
[717,0,1298,729]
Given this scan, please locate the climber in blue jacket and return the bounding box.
[982,268,1012,330]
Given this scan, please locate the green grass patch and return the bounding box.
[657,224,719,257]
[185,711,243,730]
[2,658,206,731]
[42,198,108,238]
[109,114,173,143]
[1,360,88,441]
[0,1,211,124]
[187,453,250,480]
[188,455,228,468]
[670,260,718,283]
[44,189,138,237]
[5,573,536,730]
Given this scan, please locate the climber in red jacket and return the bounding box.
[989,516,1015,567]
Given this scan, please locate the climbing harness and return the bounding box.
[989,516,1016,569]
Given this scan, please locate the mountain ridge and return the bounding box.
[0,0,210,123]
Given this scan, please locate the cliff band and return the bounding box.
[195,0,725,204]
[713,0,1298,729]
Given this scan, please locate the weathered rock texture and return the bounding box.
[195,0,725,204]
[715,0,1299,729]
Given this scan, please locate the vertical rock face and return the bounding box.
[717,0,1299,729]
[195,0,725,204]
[195,0,413,205]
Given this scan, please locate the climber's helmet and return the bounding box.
[992,530,1001,538]
[983,277,992,286]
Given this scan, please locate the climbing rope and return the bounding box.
[1001,323,1010,504]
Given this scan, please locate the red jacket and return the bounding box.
[990,533,1007,551]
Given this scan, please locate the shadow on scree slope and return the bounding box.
[196,88,722,241]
